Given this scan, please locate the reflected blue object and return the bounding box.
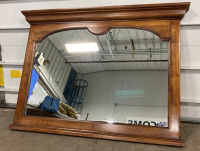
[115,90,144,98]
[40,96,60,114]
[28,69,39,101]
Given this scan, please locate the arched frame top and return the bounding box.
[10,2,190,147]
[32,20,171,43]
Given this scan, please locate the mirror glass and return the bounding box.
[25,28,168,127]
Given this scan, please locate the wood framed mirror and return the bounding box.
[10,2,190,147]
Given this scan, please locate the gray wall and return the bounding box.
[81,71,168,123]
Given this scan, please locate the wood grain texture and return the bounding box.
[10,2,190,147]
[168,20,181,139]
[31,20,171,42]
[10,123,184,147]
[21,2,190,23]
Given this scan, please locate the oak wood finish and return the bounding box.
[10,2,190,147]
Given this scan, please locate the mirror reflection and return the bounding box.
[26,28,168,127]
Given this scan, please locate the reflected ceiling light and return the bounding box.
[65,43,99,53]
[107,120,114,124]
[107,120,117,124]
[104,120,117,124]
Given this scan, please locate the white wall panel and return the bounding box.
[181,26,200,46]
[3,66,22,89]
[3,66,23,104]
[181,46,200,67]
[3,66,23,103]
[38,39,48,53]
[181,71,200,102]
[5,92,19,104]
[0,29,28,104]
[53,57,64,81]
[60,65,71,92]
[45,47,56,69]
[180,26,200,69]
[181,106,200,118]
[48,49,58,73]
[56,60,65,83]
[50,54,60,76]
[180,25,200,120]
[0,29,28,45]
[43,42,52,58]
[1,46,26,62]
[58,64,69,88]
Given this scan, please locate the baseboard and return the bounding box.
[0,103,16,108]
[181,117,200,123]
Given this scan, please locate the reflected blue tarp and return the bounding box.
[28,69,39,100]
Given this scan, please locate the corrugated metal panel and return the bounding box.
[35,38,71,101]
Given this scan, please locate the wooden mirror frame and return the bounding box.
[10,2,190,147]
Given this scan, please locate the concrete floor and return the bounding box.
[0,109,200,151]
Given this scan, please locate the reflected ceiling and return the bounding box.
[46,29,168,74]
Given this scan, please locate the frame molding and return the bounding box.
[10,2,190,147]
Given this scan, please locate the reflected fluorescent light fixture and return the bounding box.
[65,43,99,53]
[104,120,117,124]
